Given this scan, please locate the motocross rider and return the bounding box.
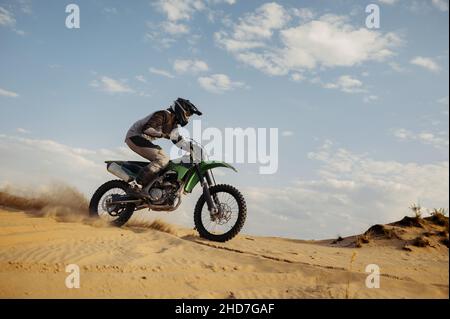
[125,98,202,190]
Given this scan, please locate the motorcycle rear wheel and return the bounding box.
[89,180,136,227]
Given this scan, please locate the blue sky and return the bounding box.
[0,0,449,239]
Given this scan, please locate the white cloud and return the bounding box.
[363,95,379,103]
[389,62,408,73]
[161,21,190,34]
[431,0,449,11]
[138,91,151,98]
[214,2,290,60]
[90,76,135,94]
[323,75,365,94]
[14,29,25,36]
[279,16,399,70]
[198,73,244,93]
[16,128,30,134]
[437,96,449,106]
[290,73,305,82]
[393,128,449,150]
[281,130,294,137]
[173,59,209,74]
[103,7,118,15]
[144,30,176,49]
[234,51,287,76]
[378,0,399,5]
[209,0,237,4]
[410,56,441,73]
[18,0,32,14]
[0,7,15,27]
[243,141,448,239]
[0,6,24,35]
[154,0,205,22]
[293,8,316,21]
[232,2,290,41]
[149,67,175,79]
[149,0,237,47]
[0,87,19,98]
[154,0,237,23]
[214,32,265,52]
[145,21,201,49]
[135,75,147,83]
[216,4,401,77]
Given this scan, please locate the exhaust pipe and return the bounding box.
[107,162,133,182]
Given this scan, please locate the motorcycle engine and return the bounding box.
[148,188,164,202]
[148,170,180,205]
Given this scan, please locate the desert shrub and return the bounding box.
[331,236,344,244]
[409,203,422,219]
[428,209,449,228]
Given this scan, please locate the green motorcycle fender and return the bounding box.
[184,161,237,193]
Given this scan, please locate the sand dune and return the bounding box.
[0,189,448,298]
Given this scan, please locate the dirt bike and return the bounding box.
[89,139,247,242]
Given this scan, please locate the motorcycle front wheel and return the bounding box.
[194,184,247,242]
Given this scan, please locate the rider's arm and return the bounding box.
[142,111,170,139]
[144,127,165,138]
[169,129,190,152]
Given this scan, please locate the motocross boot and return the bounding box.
[133,167,158,198]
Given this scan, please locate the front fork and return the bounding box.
[195,166,219,215]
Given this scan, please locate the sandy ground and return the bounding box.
[0,207,448,299]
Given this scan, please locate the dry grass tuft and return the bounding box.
[436,230,449,237]
[425,209,449,228]
[402,244,413,251]
[410,203,423,218]
[355,234,371,248]
[412,236,431,248]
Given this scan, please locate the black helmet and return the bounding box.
[170,98,202,127]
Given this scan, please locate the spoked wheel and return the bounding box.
[89,180,136,227]
[194,184,247,242]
